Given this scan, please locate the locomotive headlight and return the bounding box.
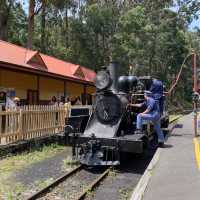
[95,71,112,90]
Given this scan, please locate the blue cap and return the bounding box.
[144,90,152,97]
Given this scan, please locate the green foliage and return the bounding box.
[7,3,27,46]
[1,0,200,105]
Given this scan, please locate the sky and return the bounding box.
[171,4,200,30]
[190,18,200,30]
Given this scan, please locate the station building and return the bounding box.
[0,40,96,105]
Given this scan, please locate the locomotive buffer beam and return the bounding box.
[67,133,145,154]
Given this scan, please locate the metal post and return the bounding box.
[192,52,198,137]
[83,85,87,105]
[37,75,40,104]
[193,100,198,137]
[64,80,67,99]
[193,52,197,92]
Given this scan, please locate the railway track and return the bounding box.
[26,115,182,200]
[26,165,111,200]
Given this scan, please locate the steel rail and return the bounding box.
[75,167,111,200]
[26,115,182,200]
[74,115,182,200]
[26,164,83,200]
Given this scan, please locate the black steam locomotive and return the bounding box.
[65,62,169,166]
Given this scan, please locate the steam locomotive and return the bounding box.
[65,62,169,166]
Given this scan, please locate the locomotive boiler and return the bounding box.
[65,62,169,166]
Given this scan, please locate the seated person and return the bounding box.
[129,90,164,147]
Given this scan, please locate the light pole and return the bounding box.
[192,51,199,137]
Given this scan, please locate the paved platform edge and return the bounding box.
[193,137,200,170]
[130,148,162,200]
[129,116,183,200]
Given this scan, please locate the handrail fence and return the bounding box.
[0,105,92,145]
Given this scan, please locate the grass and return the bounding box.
[34,177,54,189]
[0,144,68,200]
[62,156,79,171]
[108,169,117,178]
[0,144,66,176]
[0,182,25,200]
[119,187,132,200]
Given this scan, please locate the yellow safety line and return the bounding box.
[169,114,183,123]
[193,137,200,171]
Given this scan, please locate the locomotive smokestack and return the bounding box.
[108,61,119,92]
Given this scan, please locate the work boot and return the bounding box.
[158,142,164,148]
[135,129,143,134]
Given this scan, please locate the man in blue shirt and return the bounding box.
[150,78,164,115]
[129,91,165,147]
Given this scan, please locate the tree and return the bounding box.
[175,0,200,26]
[28,0,44,49]
[117,4,190,105]
[27,0,35,48]
[0,0,13,40]
[41,0,46,52]
[7,2,27,46]
[2,0,199,106]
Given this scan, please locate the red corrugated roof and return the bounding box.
[0,40,96,83]
[26,50,48,69]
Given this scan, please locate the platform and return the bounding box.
[135,113,200,200]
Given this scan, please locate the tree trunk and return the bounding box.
[41,0,46,53]
[65,4,69,48]
[0,0,11,41]
[27,0,35,49]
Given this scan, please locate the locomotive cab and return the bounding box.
[65,62,169,166]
